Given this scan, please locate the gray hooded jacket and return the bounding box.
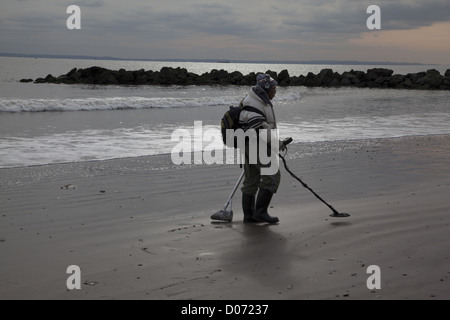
[239,85,280,147]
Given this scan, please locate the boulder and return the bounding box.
[278,69,290,86]
[67,68,78,77]
[366,68,393,81]
[304,72,321,87]
[209,69,229,81]
[45,74,57,83]
[340,77,351,86]
[34,78,46,84]
[443,77,450,89]
[77,66,107,84]
[70,71,82,82]
[422,69,443,89]
[389,74,406,88]
[198,69,230,85]
[329,78,341,87]
[243,72,257,85]
[354,70,366,82]
[332,72,343,82]
[374,76,388,87]
[288,76,301,86]
[265,70,278,82]
[317,69,334,86]
[175,68,189,82]
[117,71,134,84]
[341,71,362,85]
[217,69,231,85]
[56,74,71,84]
[402,78,413,89]
[230,71,244,85]
[159,67,181,84]
[66,68,82,82]
[297,75,306,86]
[406,72,426,85]
[96,71,118,85]
[134,74,149,85]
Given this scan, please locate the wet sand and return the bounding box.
[1,135,450,300]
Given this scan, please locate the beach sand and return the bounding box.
[1,135,450,300]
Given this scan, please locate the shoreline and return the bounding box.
[1,134,450,299]
[0,133,448,171]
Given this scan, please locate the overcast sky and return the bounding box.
[1,0,449,64]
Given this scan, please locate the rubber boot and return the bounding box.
[242,193,257,223]
[252,189,279,224]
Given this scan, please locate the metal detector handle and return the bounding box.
[283,137,293,147]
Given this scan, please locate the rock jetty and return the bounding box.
[21,66,450,90]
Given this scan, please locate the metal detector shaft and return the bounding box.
[280,153,342,216]
[222,170,245,209]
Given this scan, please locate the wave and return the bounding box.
[0,96,225,112]
[2,112,449,168]
[0,92,302,113]
[279,112,450,142]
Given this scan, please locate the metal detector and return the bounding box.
[211,138,350,222]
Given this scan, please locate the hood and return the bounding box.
[251,85,273,107]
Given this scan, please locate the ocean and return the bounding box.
[0,56,449,168]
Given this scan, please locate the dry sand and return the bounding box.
[1,135,450,300]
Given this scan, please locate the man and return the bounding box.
[239,73,287,224]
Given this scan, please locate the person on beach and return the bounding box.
[239,73,287,224]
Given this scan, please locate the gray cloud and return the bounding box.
[381,1,450,29]
[72,0,105,8]
[0,0,449,63]
[276,0,450,37]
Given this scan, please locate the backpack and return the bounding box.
[220,105,266,148]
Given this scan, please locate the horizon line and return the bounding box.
[0,52,432,66]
